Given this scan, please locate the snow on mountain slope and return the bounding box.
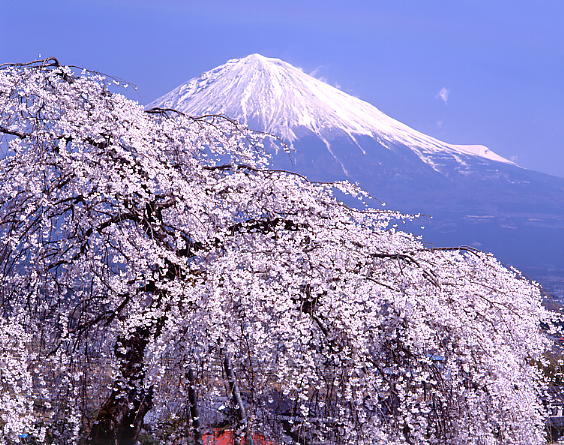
[148,54,512,170]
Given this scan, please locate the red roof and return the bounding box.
[203,430,276,445]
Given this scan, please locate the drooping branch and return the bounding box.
[223,351,254,445]
[0,126,28,139]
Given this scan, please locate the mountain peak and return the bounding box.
[148,55,513,167]
[239,53,276,63]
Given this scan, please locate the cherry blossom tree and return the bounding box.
[0,58,558,444]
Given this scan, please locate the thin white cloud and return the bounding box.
[309,65,326,78]
[437,87,449,104]
[308,66,331,85]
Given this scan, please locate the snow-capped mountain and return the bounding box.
[150,54,564,298]
[149,54,510,175]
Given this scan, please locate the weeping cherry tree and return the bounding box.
[0,59,558,444]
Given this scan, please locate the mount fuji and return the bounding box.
[149,54,564,298]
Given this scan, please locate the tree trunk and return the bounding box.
[223,352,254,445]
[89,326,153,445]
[186,367,203,445]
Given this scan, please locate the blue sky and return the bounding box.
[2,0,563,176]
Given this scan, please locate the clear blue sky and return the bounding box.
[2,0,563,177]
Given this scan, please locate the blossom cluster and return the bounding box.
[0,59,557,444]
